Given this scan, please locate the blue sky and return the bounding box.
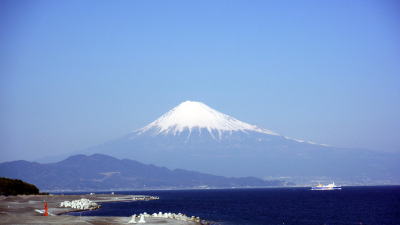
[1,0,400,161]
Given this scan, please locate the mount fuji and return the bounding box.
[83,101,399,184]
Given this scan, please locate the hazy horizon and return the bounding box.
[1,0,400,161]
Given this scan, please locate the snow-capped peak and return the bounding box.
[137,101,279,137]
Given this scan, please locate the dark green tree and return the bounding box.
[0,177,39,196]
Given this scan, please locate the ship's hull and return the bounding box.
[311,187,342,190]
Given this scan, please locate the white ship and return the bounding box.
[311,182,341,190]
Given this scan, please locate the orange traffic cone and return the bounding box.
[44,201,48,216]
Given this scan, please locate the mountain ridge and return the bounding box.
[31,101,400,185]
[0,154,287,191]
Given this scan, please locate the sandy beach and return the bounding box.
[0,194,202,225]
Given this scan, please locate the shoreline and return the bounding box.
[56,194,159,215]
[47,184,400,194]
[0,194,203,225]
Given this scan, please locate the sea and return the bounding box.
[66,186,400,225]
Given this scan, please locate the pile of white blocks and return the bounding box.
[128,211,201,224]
[59,198,99,210]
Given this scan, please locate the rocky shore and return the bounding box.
[0,194,204,225]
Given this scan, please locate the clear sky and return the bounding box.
[1,0,400,161]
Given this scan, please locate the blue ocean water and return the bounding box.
[67,186,400,225]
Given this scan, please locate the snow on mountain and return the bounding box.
[137,101,321,145]
[138,101,279,138]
